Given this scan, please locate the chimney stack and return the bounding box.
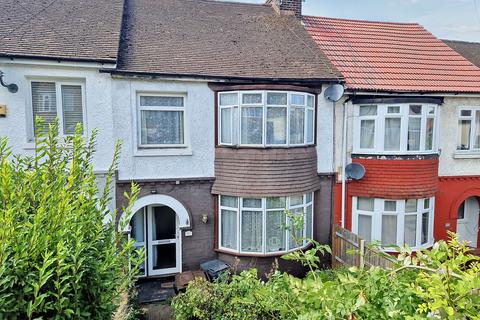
[266,0,303,19]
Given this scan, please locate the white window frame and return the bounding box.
[456,106,480,152]
[218,193,314,255]
[137,93,187,149]
[218,91,315,147]
[352,197,435,251]
[353,103,438,154]
[28,80,87,140]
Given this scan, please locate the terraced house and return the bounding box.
[1,0,480,280]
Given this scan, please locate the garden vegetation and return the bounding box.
[0,121,141,319]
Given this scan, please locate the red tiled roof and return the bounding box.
[303,16,480,93]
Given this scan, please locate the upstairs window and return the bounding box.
[218,91,315,147]
[354,104,437,154]
[138,94,186,148]
[457,108,480,151]
[31,81,84,136]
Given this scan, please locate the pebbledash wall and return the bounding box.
[332,95,480,247]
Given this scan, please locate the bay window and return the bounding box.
[354,104,438,154]
[218,91,315,147]
[219,193,314,254]
[352,197,434,250]
[457,107,480,151]
[138,94,185,147]
[31,81,85,136]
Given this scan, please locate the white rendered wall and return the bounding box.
[316,85,335,174]
[111,78,215,181]
[438,96,480,176]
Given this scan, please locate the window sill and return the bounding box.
[453,152,480,159]
[134,147,193,157]
[215,242,313,258]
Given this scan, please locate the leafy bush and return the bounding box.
[172,233,480,320]
[0,121,142,319]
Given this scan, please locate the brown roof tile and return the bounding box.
[443,39,480,68]
[0,0,124,63]
[115,0,342,81]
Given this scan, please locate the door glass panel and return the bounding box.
[153,206,176,240]
[152,244,176,270]
[131,209,145,242]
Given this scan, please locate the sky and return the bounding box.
[224,0,480,42]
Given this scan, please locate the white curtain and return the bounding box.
[360,120,375,149]
[475,112,480,149]
[266,107,287,144]
[221,108,232,144]
[141,110,184,145]
[358,214,372,242]
[425,118,434,150]
[381,215,397,246]
[241,211,263,252]
[408,118,421,150]
[266,210,285,252]
[384,118,401,151]
[221,209,237,250]
[241,107,263,144]
[457,119,471,150]
[404,215,417,247]
[288,208,304,249]
[307,109,314,143]
[289,107,305,144]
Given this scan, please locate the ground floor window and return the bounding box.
[352,197,434,250]
[219,193,313,254]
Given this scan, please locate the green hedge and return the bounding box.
[0,121,141,319]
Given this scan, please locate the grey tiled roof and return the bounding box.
[115,0,342,81]
[0,0,124,63]
[443,39,480,68]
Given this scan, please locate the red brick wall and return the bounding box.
[348,158,439,199]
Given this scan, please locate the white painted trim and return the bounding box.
[120,194,191,231]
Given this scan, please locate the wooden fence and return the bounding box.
[332,224,395,269]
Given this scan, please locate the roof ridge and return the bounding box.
[443,39,480,45]
[303,15,420,26]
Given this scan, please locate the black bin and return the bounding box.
[200,259,230,280]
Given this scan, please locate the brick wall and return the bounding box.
[266,0,302,18]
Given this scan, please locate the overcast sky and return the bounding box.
[225,0,480,42]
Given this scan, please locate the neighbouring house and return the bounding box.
[304,17,480,251]
[0,0,343,278]
[444,40,480,68]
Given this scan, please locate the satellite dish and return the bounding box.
[324,84,345,102]
[345,163,366,180]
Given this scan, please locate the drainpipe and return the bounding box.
[340,99,350,228]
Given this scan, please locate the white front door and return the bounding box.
[130,205,181,277]
[457,197,479,248]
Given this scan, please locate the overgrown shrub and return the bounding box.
[0,121,142,319]
[172,233,480,320]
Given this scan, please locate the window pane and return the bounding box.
[457,120,471,150]
[290,107,305,144]
[306,109,314,143]
[290,195,304,206]
[425,118,434,150]
[421,212,429,245]
[357,197,374,211]
[289,207,304,249]
[405,199,418,213]
[242,93,262,104]
[458,202,465,220]
[306,193,313,203]
[475,112,480,149]
[407,118,421,151]
[307,95,314,107]
[131,209,145,243]
[305,204,313,239]
[61,85,83,134]
[241,211,263,252]
[428,106,435,115]
[358,214,372,242]
[221,209,237,250]
[266,210,286,252]
[242,198,262,208]
[290,94,305,105]
[266,197,286,209]
[140,96,183,107]
[221,196,238,208]
[360,119,375,149]
[381,215,397,246]
[266,107,287,144]
[424,198,430,209]
[220,108,232,144]
[219,93,238,106]
[461,110,472,117]
[359,105,377,116]
[384,118,401,151]
[267,92,287,105]
[32,82,57,133]
[387,106,400,114]
[241,107,263,144]
[384,201,396,211]
[409,105,422,115]
[404,215,417,247]
[140,110,184,145]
